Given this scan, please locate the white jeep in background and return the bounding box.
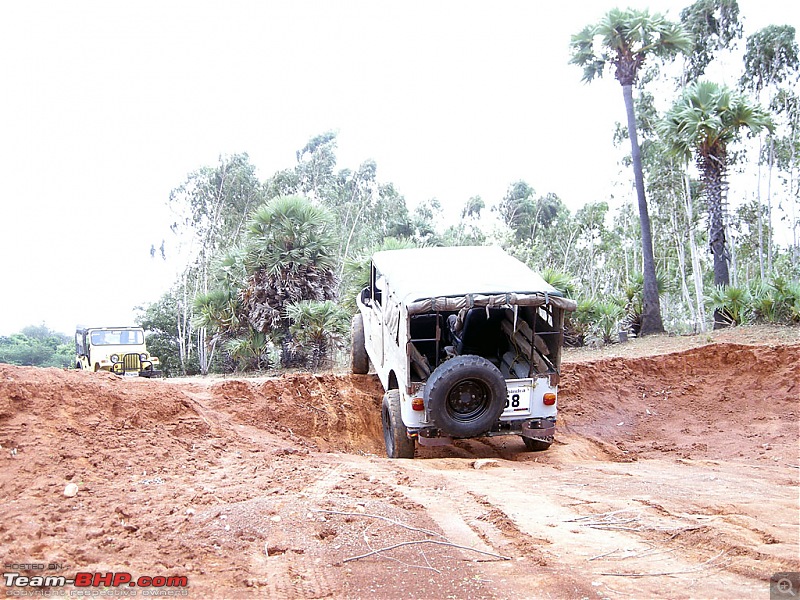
[352,246,576,458]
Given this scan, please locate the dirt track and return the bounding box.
[1,326,798,599]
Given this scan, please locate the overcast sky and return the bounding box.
[0,0,797,337]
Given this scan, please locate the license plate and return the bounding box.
[123,372,139,377]
[504,383,532,413]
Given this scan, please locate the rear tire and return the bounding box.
[382,390,415,458]
[351,314,369,374]
[425,355,506,438]
[522,436,552,452]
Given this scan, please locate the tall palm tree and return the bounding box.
[241,195,338,357]
[570,8,692,335]
[660,81,773,305]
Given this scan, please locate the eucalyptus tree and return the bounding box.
[167,153,264,372]
[679,0,742,82]
[570,8,691,335]
[495,181,564,244]
[661,81,773,326]
[443,196,486,247]
[266,132,418,268]
[740,25,800,274]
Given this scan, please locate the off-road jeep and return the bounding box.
[75,326,162,377]
[352,246,576,458]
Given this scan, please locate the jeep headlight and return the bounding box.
[110,354,119,363]
[140,353,148,361]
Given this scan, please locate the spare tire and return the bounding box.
[425,355,507,438]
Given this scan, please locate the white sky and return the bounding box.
[0,0,797,337]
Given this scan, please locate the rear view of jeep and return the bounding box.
[352,246,576,458]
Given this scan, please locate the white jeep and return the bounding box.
[352,246,576,458]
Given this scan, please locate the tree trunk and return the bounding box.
[766,138,774,274]
[756,137,765,280]
[622,83,664,335]
[682,174,706,332]
[702,155,730,288]
[700,152,731,330]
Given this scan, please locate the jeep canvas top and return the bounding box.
[352,246,576,458]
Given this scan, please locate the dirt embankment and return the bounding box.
[0,328,798,598]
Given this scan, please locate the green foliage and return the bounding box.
[224,331,269,372]
[136,290,202,377]
[749,276,800,323]
[285,300,350,369]
[245,195,337,276]
[661,81,774,163]
[0,326,72,368]
[570,8,692,85]
[169,153,265,265]
[680,0,742,81]
[709,285,750,325]
[740,25,799,93]
[241,195,339,348]
[541,268,576,298]
[494,182,565,244]
[564,298,596,347]
[662,81,774,288]
[594,301,626,344]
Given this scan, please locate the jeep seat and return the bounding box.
[448,307,506,359]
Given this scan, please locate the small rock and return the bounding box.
[473,459,500,470]
[270,515,281,522]
[63,483,79,497]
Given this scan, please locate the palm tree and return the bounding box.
[241,195,339,362]
[570,8,691,335]
[285,300,349,369]
[660,81,773,313]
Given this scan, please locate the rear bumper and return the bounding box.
[413,417,555,445]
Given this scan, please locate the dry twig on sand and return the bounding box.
[599,550,728,577]
[344,539,511,563]
[313,509,511,564]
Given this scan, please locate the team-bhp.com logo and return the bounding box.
[3,571,189,596]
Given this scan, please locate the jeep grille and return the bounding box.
[123,353,141,371]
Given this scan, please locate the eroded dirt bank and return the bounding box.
[1,330,798,599]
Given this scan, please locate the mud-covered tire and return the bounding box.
[382,390,415,458]
[351,314,369,375]
[425,355,507,438]
[522,436,552,452]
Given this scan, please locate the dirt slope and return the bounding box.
[0,326,798,599]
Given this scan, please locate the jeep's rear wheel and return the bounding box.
[522,436,553,452]
[351,314,369,375]
[382,390,415,459]
[425,355,507,438]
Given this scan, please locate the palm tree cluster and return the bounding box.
[570,2,792,332]
[192,195,348,371]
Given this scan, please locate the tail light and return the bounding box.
[543,393,556,406]
[411,397,425,411]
